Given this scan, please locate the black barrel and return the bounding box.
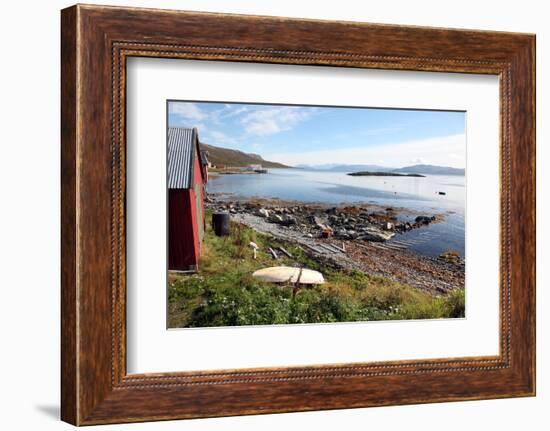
[212,212,231,236]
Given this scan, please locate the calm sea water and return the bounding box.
[207,168,465,258]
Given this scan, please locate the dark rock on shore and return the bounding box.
[208,197,442,245]
[357,228,395,242]
[207,197,463,294]
[415,215,436,224]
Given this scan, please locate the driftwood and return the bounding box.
[356,241,407,252]
[317,243,344,254]
[354,242,371,251]
[327,243,346,253]
[268,247,279,259]
[303,243,325,254]
[278,246,293,258]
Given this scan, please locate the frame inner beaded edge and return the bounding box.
[110,41,512,388]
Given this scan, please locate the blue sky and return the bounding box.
[168,101,466,168]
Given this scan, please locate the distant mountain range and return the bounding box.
[295,164,392,172]
[298,163,465,176]
[392,164,465,175]
[199,146,464,175]
[200,143,289,168]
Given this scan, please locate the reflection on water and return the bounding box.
[207,168,465,257]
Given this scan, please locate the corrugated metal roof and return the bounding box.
[167,127,197,189]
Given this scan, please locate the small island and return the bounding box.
[347,171,426,177]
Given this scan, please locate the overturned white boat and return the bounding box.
[252,266,325,285]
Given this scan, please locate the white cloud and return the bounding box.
[208,131,228,140]
[202,130,236,146]
[264,134,466,168]
[362,126,404,136]
[240,106,314,137]
[169,103,315,140]
[411,157,428,164]
[169,102,207,121]
[223,106,249,118]
[205,105,250,124]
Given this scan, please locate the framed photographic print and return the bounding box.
[61,4,535,425]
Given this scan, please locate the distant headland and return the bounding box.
[347,171,425,177]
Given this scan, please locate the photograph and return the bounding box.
[166,101,467,328]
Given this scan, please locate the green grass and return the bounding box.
[168,211,465,328]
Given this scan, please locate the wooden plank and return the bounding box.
[268,247,279,259]
[278,246,293,258]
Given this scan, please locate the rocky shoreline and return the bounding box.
[206,195,465,294]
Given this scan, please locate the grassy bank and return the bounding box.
[168,212,465,328]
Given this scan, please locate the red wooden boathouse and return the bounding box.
[168,127,208,271]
